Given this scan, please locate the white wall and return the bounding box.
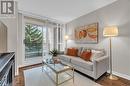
[66,0,130,78]
[17,13,44,68]
[0,2,18,75]
[0,18,17,53]
[0,17,18,74]
[17,13,24,67]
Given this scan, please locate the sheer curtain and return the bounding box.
[44,22,65,53]
[43,22,64,57]
[47,23,55,51]
[56,24,65,52]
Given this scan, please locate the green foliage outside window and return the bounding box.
[25,24,43,58]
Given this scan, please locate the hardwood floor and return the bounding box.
[97,74,130,86]
[14,63,42,86]
[14,64,130,86]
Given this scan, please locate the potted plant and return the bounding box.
[49,49,59,57]
[49,49,60,63]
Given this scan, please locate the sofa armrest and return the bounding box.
[93,56,109,79]
[94,55,109,62]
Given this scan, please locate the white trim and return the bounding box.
[22,14,25,65]
[107,71,130,80]
[18,10,65,24]
[24,17,45,26]
[112,71,130,80]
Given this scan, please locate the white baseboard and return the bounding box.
[107,70,130,80]
[113,71,130,80]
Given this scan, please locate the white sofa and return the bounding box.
[58,48,109,80]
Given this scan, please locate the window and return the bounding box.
[24,19,64,59]
[24,23,46,58]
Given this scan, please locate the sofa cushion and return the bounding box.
[81,47,91,52]
[58,55,77,62]
[90,49,105,61]
[66,48,78,56]
[71,57,93,71]
[64,47,82,57]
[80,50,92,61]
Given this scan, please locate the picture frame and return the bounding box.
[74,23,98,43]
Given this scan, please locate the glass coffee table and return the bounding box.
[42,59,74,86]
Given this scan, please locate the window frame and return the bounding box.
[24,23,45,59]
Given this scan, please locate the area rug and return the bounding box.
[24,67,101,86]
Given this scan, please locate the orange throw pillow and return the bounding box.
[80,51,92,61]
[67,48,78,56]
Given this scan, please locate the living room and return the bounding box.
[0,0,130,86]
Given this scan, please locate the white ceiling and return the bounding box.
[18,0,117,23]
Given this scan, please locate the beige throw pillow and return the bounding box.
[90,49,105,61]
[77,47,83,56]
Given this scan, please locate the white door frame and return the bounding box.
[22,16,45,66]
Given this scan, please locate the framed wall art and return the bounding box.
[74,23,98,43]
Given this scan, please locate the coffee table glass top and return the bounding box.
[43,59,73,73]
[42,58,74,86]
